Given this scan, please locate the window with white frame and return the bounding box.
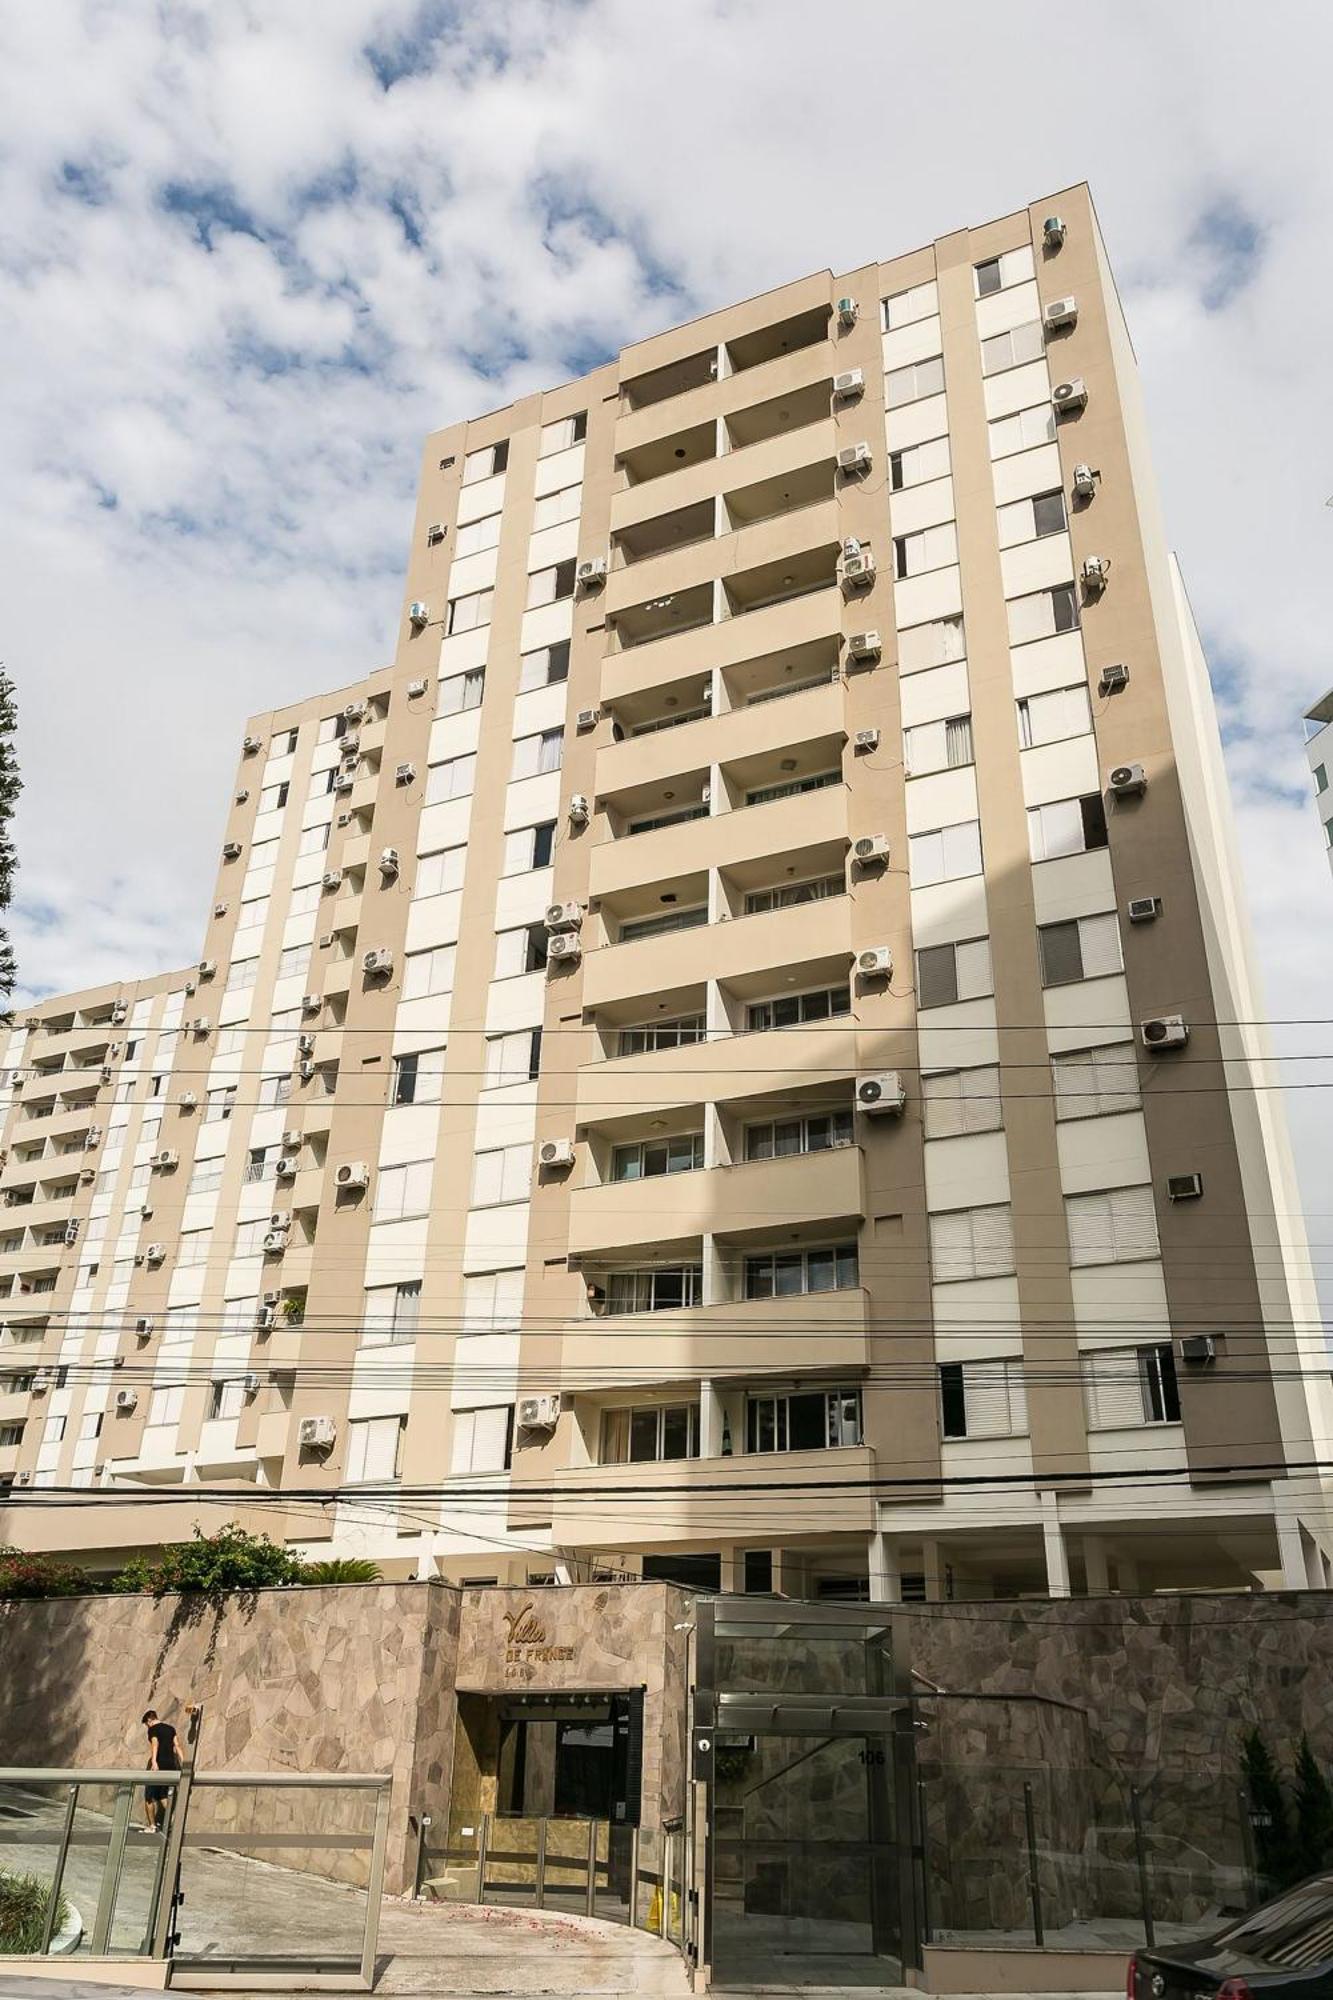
[288,880,321,916]
[416,846,467,900]
[922,1066,1003,1139]
[1017,683,1090,748]
[904,713,974,776]
[1085,1343,1180,1428]
[526,559,577,608]
[225,957,260,994]
[42,1414,67,1445]
[471,1145,530,1207]
[462,1268,524,1331]
[518,640,571,692]
[450,1405,513,1474]
[453,513,501,560]
[277,944,309,980]
[939,1358,1028,1438]
[999,489,1068,547]
[605,1267,703,1313]
[885,355,945,408]
[893,523,958,579]
[236,896,269,931]
[436,669,486,717]
[617,1013,706,1054]
[612,1132,705,1180]
[446,588,493,636]
[493,924,548,978]
[532,484,582,531]
[743,1109,853,1161]
[207,1378,247,1422]
[425,754,477,805]
[402,947,456,1001]
[1037,912,1123,987]
[602,1403,698,1464]
[298,822,331,856]
[744,1243,858,1297]
[881,281,937,330]
[980,320,1045,375]
[988,403,1058,460]
[502,822,556,874]
[373,1159,434,1224]
[539,411,587,455]
[929,1204,1015,1281]
[1027,793,1109,862]
[391,1046,446,1105]
[234,1217,270,1256]
[743,873,844,914]
[362,1281,422,1346]
[259,781,289,813]
[205,1086,236,1123]
[1008,584,1079,646]
[147,1385,184,1428]
[178,1228,212,1267]
[1051,1043,1141,1121]
[746,1386,862,1453]
[909,819,983,888]
[1066,1184,1159,1267]
[974,245,1034,296]
[462,439,508,483]
[345,1414,405,1483]
[889,435,950,492]
[483,1028,542,1086]
[745,984,850,1033]
[899,615,966,674]
[511,728,564,780]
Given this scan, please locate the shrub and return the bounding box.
[0,1867,67,1953]
[0,1547,91,1600]
[111,1525,304,1597]
[300,1558,383,1584]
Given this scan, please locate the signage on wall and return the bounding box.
[503,1602,576,1679]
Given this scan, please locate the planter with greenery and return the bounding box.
[111,1525,305,1596]
[0,1548,94,1601]
[0,1868,68,1955]
[299,1558,383,1584]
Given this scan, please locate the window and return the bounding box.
[259,781,290,812]
[974,245,1033,297]
[446,588,493,635]
[1027,793,1109,862]
[618,1014,706,1055]
[1017,684,1090,748]
[627,801,709,833]
[605,1268,702,1313]
[619,907,707,942]
[148,1385,184,1427]
[1037,912,1123,986]
[1052,1043,1141,1120]
[974,257,1003,298]
[298,822,331,856]
[453,513,501,559]
[744,1109,853,1161]
[744,1243,858,1298]
[178,1229,212,1268]
[437,668,486,716]
[1008,584,1079,645]
[929,1204,1015,1281]
[602,1404,698,1464]
[472,1145,531,1206]
[909,820,983,887]
[0,1423,23,1449]
[234,1217,270,1256]
[392,1047,446,1105]
[450,1406,513,1475]
[980,320,1045,374]
[276,944,309,981]
[526,559,577,608]
[939,1359,1028,1439]
[207,1379,247,1422]
[402,946,457,1001]
[532,484,582,531]
[264,1074,292,1107]
[894,523,958,578]
[885,355,945,408]
[988,403,1058,460]
[745,769,839,807]
[494,924,549,977]
[205,1086,237,1123]
[518,640,571,692]
[502,822,556,874]
[80,1411,103,1442]
[271,727,299,756]
[462,1269,524,1331]
[462,439,508,482]
[540,411,587,455]
[1086,1344,1180,1428]
[1315,763,1329,794]
[189,1159,224,1196]
[511,728,564,780]
[1065,1185,1159,1267]
[373,1159,434,1223]
[882,281,937,330]
[899,615,966,673]
[904,714,973,776]
[746,984,850,1033]
[611,1133,704,1181]
[244,1147,272,1184]
[362,1281,422,1346]
[236,896,269,931]
[42,1414,67,1446]
[415,849,467,905]
[345,1414,405,1482]
[744,873,844,914]
[889,435,950,492]
[484,1028,542,1086]
[922,1066,1003,1139]
[745,1387,861,1453]
[425,754,477,805]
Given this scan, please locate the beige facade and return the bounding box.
[3,184,1329,1599]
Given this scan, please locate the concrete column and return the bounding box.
[702,1232,726,1307]
[709,759,727,816]
[1041,1492,1071,1598]
[1115,1553,1140,1593]
[920,1539,944,1602]
[699,1379,724,1461]
[1277,1510,1311,1590]
[869,1530,903,1604]
[718,1549,738,1593]
[703,1102,726,1170]
[1083,1535,1110,1596]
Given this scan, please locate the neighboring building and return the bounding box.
[1303,690,1333,867]
[2,182,1329,1597]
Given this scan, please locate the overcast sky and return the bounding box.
[4,0,1333,1245]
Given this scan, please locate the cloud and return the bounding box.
[2,0,1333,1270]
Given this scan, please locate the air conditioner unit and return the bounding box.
[857,1071,906,1115]
[301,993,321,1014]
[1127,896,1159,924]
[838,547,876,591]
[222,841,243,860]
[576,707,600,732]
[151,1150,178,1171]
[214,902,228,919]
[835,295,859,327]
[341,735,360,758]
[269,1211,291,1232]
[1044,295,1078,328]
[1052,377,1088,412]
[362,948,394,977]
[275,1157,297,1181]
[837,441,872,475]
[395,762,416,785]
[242,735,262,755]
[568,794,591,825]
[145,1242,166,1265]
[79,1167,96,1185]
[84,1126,103,1148]
[114,1388,138,1412]
[335,1161,370,1190]
[198,959,218,982]
[343,701,366,723]
[376,849,399,881]
[852,833,890,864]
[426,521,445,545]
[857,945,893,978]
[845,630,882,664]
[1099,662,1130,694]
[1109,762,1147,797]
[576,556,608,590]
[408,600,430,629]
[276,1130,299,1154]
[63,1220,80,1246]
[190,1017,211,1036]
[111,1004,129,1025]
[298,1059,315,1083]
[322,870,343,892]
[1142,1015,1189,1051]
[547,933,582,965]
[100,1064,114,1085]
[518,1394,560,1432]
[298,1033,315,1056]
[1081,555,1111,592]
[1043,214,1067,248]
[256,1304,276,1332]
[263,1289,281,1307]
[299,1415,336,1450]
[334,772,355,794]
[833,367,865,398]
[407,677,429,698]
[1179,1334,1216,1365]
[545,901,583,933]
[263,1229,289,1255]
[853,728,880,753]
[179,1093,198,1111]
[135,1316,154,1337]
[1071,462,1097,501]
[236,788,250,804]
[539,1138,575,1169]
[1167,1172,1204,1201]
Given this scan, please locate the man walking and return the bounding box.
[141,1708,181,1831]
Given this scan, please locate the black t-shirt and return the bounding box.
[147,1722,180,1770]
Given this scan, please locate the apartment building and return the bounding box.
[1303,689,1333,871]
[3,183,1329,1598]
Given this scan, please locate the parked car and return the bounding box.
[1130,1875,1333,2000]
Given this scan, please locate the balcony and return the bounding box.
[617,298,834,456]
[612,405,836,535]
[567,1143,864,1260]
[622,347,719,415]
[588,781,848,902]
[605,510,839,628]
[557,1287,872,1393]
[551,1440,875,1545]
[575,1014,869,1124]
[582,888,852,1010]
[600,577,843,708]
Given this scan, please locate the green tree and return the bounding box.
[300,1558,382,1584]
[1243,1728,1294,1891]
[1294,1735,1333,1877]
[111,1524,303,1597]
[0,1546,90,1600]
[0,667,20,1001]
